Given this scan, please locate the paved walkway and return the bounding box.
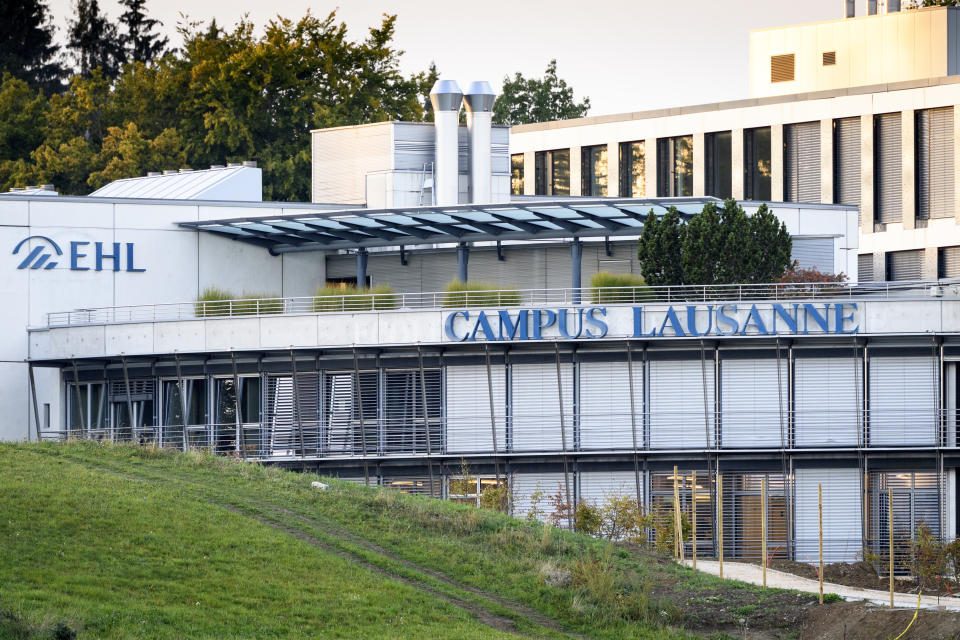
[681,559,960,611]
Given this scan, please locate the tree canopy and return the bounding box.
[493,59,590,126]
[637,199,794,286]
[0,0,66,94]
[0,9,439,201]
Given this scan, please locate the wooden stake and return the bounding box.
[673,465,680,561]
[717,474,724,580]
[889,487,894,608]
[762,476,768,588]
[818,483,823,604]
[691,470,697,570]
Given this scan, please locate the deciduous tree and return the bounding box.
[493,59,589,126]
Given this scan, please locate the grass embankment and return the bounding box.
[0,443,817,639]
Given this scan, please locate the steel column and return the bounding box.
[457,242,469,282]
[353,348,370,486]
[231,352,246,461]
[290,350,305,461]
[571,239,582,304]
[71,360,86,437]
[121,357,136,444]
[555,342,573,529]
[626,342,641,508]
[356,248,368,288]
[28,363,41,442]
[484,343,501,483]
[417,345,436,498]
[174,354,189,452]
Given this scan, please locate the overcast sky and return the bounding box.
[47,0,844,115]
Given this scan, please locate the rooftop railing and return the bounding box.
[43,279,960,328]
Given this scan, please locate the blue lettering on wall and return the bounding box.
[13,236,145,272]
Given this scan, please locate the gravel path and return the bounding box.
[683,559,960,611]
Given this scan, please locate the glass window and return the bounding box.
[322,371,377,456]
[67,382,107,437]
[705,131,732,199]
[619,141,645,197]
[510,154,524,195]
[656,135,693,197]
[448,476,508,506]
[383,369,442,455]
[534,150,570,196]
[162,378,208,448]
[580,145,608,197]
[743,127,772,201]
[213,377,261,453]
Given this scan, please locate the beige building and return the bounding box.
[509,5,960,282]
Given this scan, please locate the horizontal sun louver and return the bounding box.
[771,54,795,83]
[822,51,836,66]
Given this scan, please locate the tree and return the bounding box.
[637,207,684,286]
[746,203,793,283]
[0,76,49,162]
[680,201,723,285]
[67,0,123,78]
[118,0,168,65]
[0,0,66,94]
[493,59,590,126]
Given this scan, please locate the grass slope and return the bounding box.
[0,443,819,639]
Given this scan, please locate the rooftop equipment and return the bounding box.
[429,79,463,206]
[464,81,496,204]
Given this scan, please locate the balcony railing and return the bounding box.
[44,279,960,328]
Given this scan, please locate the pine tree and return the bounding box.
[67,0,123,78]
[118,0,168,64]
[637,207,685,286]
[0,0,66,94]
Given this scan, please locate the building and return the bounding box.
[509,4,960,283]
[0,52,954,567]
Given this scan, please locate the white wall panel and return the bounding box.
[795,356,861,447]
[869,355,938,446]
[445,365,506,454]
[720,357,789,449]
[511,362,574,452]
[649,358,715,449]
[579,360,642,450]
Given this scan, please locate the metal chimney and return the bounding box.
[464,81,496,204]
[429,79,463,206]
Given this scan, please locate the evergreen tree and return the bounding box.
[118,0,168,65]
[680,201,723,285]
[67,0,123,78]
[0,0,66,94]
[747,203,793,282]
[493,60,590,126]
[637,207,685,286]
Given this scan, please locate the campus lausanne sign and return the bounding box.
[444,303,860,342]
[13,236,145,272]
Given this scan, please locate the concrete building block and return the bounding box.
[378,311,443,344]
[606,142,620,197]
[820,119,833,204]
[569,145,582,196]
[693,132,706,196]
[203,318,261,351]
[523,151,535,195]
[154,320,206,353]
[731,128,745,200]
[866,299,941,333]
[902,109,916,230]
[105,323,155,355]
[645,138,657,196]
[924,246,940,280]
[771,124,784,201]
[259,315,318,348]
[860,113,875,235]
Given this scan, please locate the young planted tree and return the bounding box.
[493,59,590,126]
[0,0,66,94]
[637,207,685,286]
[680,201,723,285]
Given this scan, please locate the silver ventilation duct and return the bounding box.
[464,81,496,204]
[429,79,463,206]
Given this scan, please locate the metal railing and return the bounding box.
[44,279,960,328]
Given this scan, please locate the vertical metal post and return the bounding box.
[571,239,582,305]
[889,487,894,608]
[231,352,246,461]
[352,348,370,487]
[484,343,501,484]
[762,475,768,588]
[555,341,573,530]
[673,465,681,561]
[28,363,41,442]
[691,469,697,570]
[417,345,435,499]
[818,482,824,604]
[627,343,642,509]
[457,242,469,282]
[717,473,724,579]
[174,354,189,452]
[699,341,716,553]
[290,350,305,461]
[356,248,368,289]
[121,357,136,444]
[72,360,86,438]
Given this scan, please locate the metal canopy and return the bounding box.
[177,197,718,253]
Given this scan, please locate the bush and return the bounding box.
[587,271,654,304]
[195,287,283,317]
[313,284,398,312]
[440,280,522,308]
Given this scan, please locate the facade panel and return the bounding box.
[649,358,716,449]
[794,355,862,447]
[869,355,938,446]
[579,360,642,450]
[795,468,862,563]
[875,113,903,224]
[510,362,574,452]
[784,121,821,203]
[720,357,789,448]
[446,365,507,454]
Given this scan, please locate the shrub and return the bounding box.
[587,271,654,304]
[195,287,283,317]
[313,284,398,312]
[440,280,522,308]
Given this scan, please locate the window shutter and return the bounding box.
[875,113,903,224]
[784,122,820,203]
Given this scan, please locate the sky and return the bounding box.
[46,0,845,116]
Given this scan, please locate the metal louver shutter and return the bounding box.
[512,472,566,523]
[544,246,572,290]
[381,476,441,497]
[511,362,574,452]
[886,249,923,281]
[858,254,874,282]
[784,122,821,203]
[917,107,954,220]
[578,471,642,512]
[718,473,788,562]
[795,468,862,562]
[720,357,788,448]
[791,237,835,273]
[578,360,642,450]
[940,246,960,278]
[368,252,421,291]
[868,355,938,446]
[876,113,903,224]
[794,355,862,446]
[834,117,861,212]
[649,358,715,449]
[322,371,377,456]
[383,369,442,455]
[445,365,507,454]
[265,373,319,455]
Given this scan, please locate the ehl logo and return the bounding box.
[13,235,61,269]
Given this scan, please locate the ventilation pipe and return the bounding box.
[429,79,463,206]
[464,81,496,204]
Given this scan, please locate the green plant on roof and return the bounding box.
[194,287,283,317]
[313,284,398,312]
[587,271,654,304]
[441,280,522,308]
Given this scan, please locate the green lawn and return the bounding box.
[0,442,818,639]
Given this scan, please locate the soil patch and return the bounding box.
[769,559,960,597]
[801,600,960,639]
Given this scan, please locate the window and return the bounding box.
[874,112,902,225]
[743,127,771,201]
[448,475,508,506]
[770,53,795,83]
[322,371,377,456]
[213,376,261,454]
[383,369,442,455]
[705,131,732,199]
[580,145,608,196]
[510,153,524,195]
[161,378,207,448]
[618,141,645,197]
[67,382,107,438]
[109,378,155,443]
[916,107,954,220]
[885,249,923,281]
[868,472,940,572]
[833,117,861,211]
[656,135,693,197]
[534,149,570,196]
[783,121,821,203]
[822,51,836,66]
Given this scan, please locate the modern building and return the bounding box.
[0,32,955,568]
[509,3,960,283]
